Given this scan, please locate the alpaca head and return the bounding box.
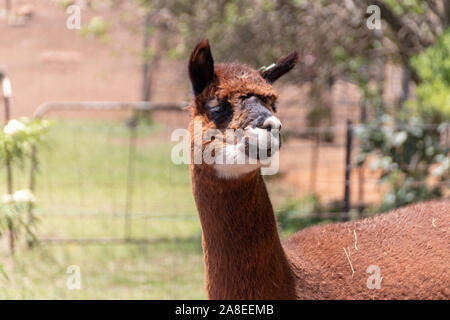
[188,40,298,179]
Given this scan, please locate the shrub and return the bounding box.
[356,115,448,212]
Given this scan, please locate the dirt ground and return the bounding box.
[0,0,385,206]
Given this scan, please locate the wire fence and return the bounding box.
[3,100,450,246]
[28,101,201,245]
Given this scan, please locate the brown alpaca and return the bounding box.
[187,40,450,300]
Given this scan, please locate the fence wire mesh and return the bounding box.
[12,101,448,245]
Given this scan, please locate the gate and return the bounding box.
[26,101,204,245]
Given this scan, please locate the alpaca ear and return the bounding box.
[189,39,215,96]
[260,51,298,83]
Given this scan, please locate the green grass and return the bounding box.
[0,243,205,299]
[0,119,206,299]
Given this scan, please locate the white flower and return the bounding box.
[4,119,26,135]
[12,189,36,203]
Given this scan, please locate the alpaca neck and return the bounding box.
[191,165,296,299]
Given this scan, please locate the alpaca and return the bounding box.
[187,39,450,300]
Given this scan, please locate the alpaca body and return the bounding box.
[192,165,450,299]
[187,40,449,300]
[284,200,450,299]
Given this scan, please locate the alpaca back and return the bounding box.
[283,200,450,299]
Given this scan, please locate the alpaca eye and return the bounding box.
[271,103,277,113]
[210,101,230,114]
[241,94,255,100]
[208,100,233,127]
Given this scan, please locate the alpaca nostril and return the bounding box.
[260,116,282,131]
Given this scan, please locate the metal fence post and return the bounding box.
[343,120,353,220]
[1,70,15,253]
[27,145,37,248]
[358,99,367,213]
[124,119,138,242]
